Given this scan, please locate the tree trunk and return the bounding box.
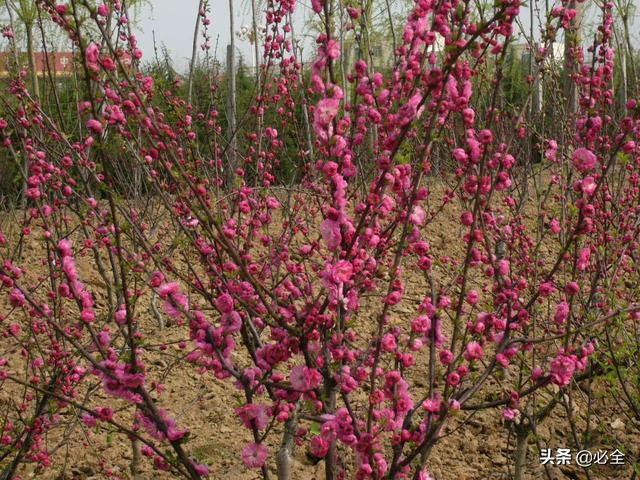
[289,16,314,161]
[226,43,237,187]
[130,437,142,480]
[513,428,529,480]
[188,0,205,105]
[250,0,260,91]
[530,0,540,118]
[25,22,40,100]
[226,0,237,187]
[622,13,637,99]
[620,46,628,111]
[563,0,583,116]
[276,408,299,480]
[324,385,337,480]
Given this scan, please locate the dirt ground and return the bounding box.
[1,186,638,480]
[24,307,634,480]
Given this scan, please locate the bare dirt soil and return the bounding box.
[1,188,638,480]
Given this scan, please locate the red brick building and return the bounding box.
[0,50,135,78]
[0,51,75,77]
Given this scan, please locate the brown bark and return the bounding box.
[563,0,583,116]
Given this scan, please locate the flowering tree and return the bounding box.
[0,0,639,479]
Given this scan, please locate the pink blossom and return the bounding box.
[409,206,426,226]
[221,311,242,333]
[242,443,268,468]
[58,239,73,257]
[114,305,127,325]
[447,372,460,386]
[81,414,97,427]
[96,407,114,422]
[62,257,78,282]
[164,292,188,318]
[453,148,468,165]
[236,404,270,430]
[265,196,280,209]
[496,353,509,367]
[399,93,423,125]
[545,140,558,161]
[168,426,187,442]
[311,0,324,13]
[622,141,635,153]
[577,247,590,271]
[9,288,25,307]
[314,98,340,130]
[465,290,479,305]
[478,129,493,144]
[385,291,402,305]
[0,4,631,477]
[497,259,510,276]
[154,456,170,471]
[97,4,110,16]
[320,219,341,250]
[290,365,322,391]
[565,281,580,296]
[310,436,329,457]
[502,408,519,421]
[149,271,164,288]
[439,349,454,365]
[411,315,431,335]
[580,176,597,196]
[87,119,103,135]
[137,409,185,441]
[462,108,475,126]
[460,211,473,226]
[323,161,338,177]
[97,330,111,347]
[381,334,397,352]
[554,301,570,325]
[140,446,154,458]
[347,6,359,18]
[215,293,234,313]
[158,282,179,298]
[465,341,484,361]
[191,462,209,476]
[532,367,543,381]
[550,354,576,386]
[422,397,441,413]
[538,281,556,297]
[331,260,353,283]
[417,470,434,480]
[85,43,100,65]
[325,40,340,59]
[572,148,597,172]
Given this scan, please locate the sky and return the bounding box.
[1,1,637,73]
[133,0,313,72]
[131,0,640,74]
